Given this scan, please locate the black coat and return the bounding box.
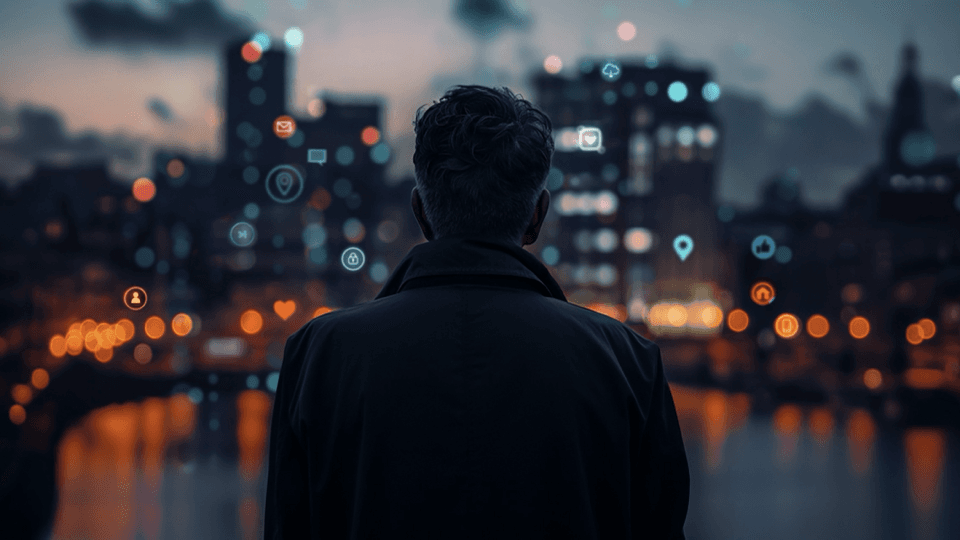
[264,237,689,539]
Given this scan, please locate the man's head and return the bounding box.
[411,85,554,246]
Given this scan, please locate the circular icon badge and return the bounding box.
[273,115,297,139]
[265,164,304,204]
[774,313,800,339]
[341,247,365,271]
[229,221,257,247]
[750,281,776,306]
[123,286,148,311]
[751,235,777,260]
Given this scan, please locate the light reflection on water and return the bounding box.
[49,385,958,540]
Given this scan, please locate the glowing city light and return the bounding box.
[617,21,637,41]
[849,316,870,339]
[361,126,380,146]
[132,177,156,203]
[806,314,830,338]
[240,309,264,334]
[543,55,562,74]
[31,368,49,390]
[727,309,749,332]
[906,324,924,345]
[667,81,689,102]
[284,27,304,50]
[917,318,936,339]
[171,313,193,337]
[241,41,262,63]
[144,316,166,340]
[863,368,882,390]
[702,82,721,102]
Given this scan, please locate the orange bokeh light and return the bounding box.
[917,318,936,340]
[700,305,723,328]
[806,314,830,338]
[171,313,193,337]
[32,368,50,390]
[95,346,113,363]
[116,319,135,342]
[863,368,882,390]
[9,405,25,425]
[166,158,185,178]
[360,126,381,146]
[240,309,264,334]
[12,384,33,405]
[314,306,335,318]
[132,177,156,203]
[134,343,153,364]
[241,41,262,63]
[750,281,776,306]
[144,316,166,340]
[49,334,67,357]
[906,324,924,345]
[727,309,749,332]
[849,316,871,339]
[773,313,800,339]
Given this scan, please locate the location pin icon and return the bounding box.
[673,234,694,261]
[276,172,293,196]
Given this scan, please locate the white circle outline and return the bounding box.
[265,164,305,203]
[229,221,257,247]
[123,286,148,311]
[341,247,365,271]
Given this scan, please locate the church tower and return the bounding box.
[882,43,931,172]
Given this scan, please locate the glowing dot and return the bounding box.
[617,21,637,41]
[241,41,262,63]
[544,55,563,74]
[132,178,156,203]
[727,309,749,332]
[134,343,152,364]
[95,346,113,363]
[697,125,717,147]
[645,55,659,68]
[667,305,687,327]
[370,143,391,164]
[668,81,688,102]
[12,384,33,405]
[166,159,185,178]
[906,324,923,345]
[624,227,653,253]
[360,126,380,146]
[701,306,723,328]
[849,316,870,339]
[31,368,49,390]
[343,218,366,243]
[863,368,882,390]
[645,81,658,96]
[952,75,960,95]
[49,335,66,357]
[774,313,800,338]
[9,405,25,425]
[116,319,135,341]
[135,246,155,268]
[284,27,304,50]
[241,309,263,334]
[144,316,165,340]
[171,313,193,337]
[806,315,830,338]
[917,318,936,340]
[336,146,355,166]
[251,32,271,51]
[676,126,695,146]
[308,98,325,118]
[702,82,721,102]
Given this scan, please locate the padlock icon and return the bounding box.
[347,252,359,265]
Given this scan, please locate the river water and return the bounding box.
[47,384,959,540]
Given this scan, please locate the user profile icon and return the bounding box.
[341,247,365,271]
[265,164,305,203]
[123,286,148,311]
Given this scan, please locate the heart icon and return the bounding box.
[583,134,597,145]
[274,300,296,320]
[276,172,293,196]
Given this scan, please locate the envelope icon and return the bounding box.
[276,120,294,133]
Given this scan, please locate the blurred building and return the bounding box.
[531,57,726,336]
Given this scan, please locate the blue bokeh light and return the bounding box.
[336,145,355,166]
[284,27,304,50]
[370,143,391,164]
[251,32,271,51]
[135,246,155,268]
[668,81,689,102]
[702,82,721,102]
[243,203,260,220]
[541,245,560,266]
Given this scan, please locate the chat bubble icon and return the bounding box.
[308,148,327,165]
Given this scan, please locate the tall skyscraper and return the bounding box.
[532,57,723,332]
[224,39,289,166]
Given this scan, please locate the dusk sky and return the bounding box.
[1,0,958,199]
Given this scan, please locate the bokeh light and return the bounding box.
[134,343,152,364]
[906,324,923,345]
[171,313,193,337]
[806,314,830,338]
[700,305,723,328]
[12,384,33,405]
[917,318,936,339]
[132,178,156,203]
[284,27,304,50]
[360,126,380,146]
[849,316,870,339]
[144,316,165,340]
[702,82,721,102]
[9,405,25,425]
[617,21,636,41]
[116,319,135,341]
[251,32,271,51]
[95,346,113,363]
[863,368,882,390]
[543,55,562,74]
[166,159,185,178]
[667,81,689,102]
[241,41,262,63]
[727,309,749,332]
[241,309,264,334]
[49,334,66,357]
[31,368,49,390]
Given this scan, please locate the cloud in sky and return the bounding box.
[67,0,255,50]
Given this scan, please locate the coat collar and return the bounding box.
[374,236,567,302]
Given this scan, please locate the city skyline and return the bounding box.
[2,0,959,207]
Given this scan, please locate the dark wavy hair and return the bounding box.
[412,85,554,242]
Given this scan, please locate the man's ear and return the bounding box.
[521,190,550,246]
[411,188,434,241]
